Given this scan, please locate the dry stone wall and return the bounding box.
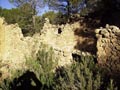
[0,18,5,60]
[95,24,120,72]
[2,16,120,78]
[0,17,42,80]
[0,18,41,70]
[0,17,81,72]
[40,18,80,66]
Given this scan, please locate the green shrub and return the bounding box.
[0,44,57,90]
[0,79,11,90]
[26,44,58,89]
[53,55,119,90]
[0,46,118,90]
[0,70,25,90]
[53,56,101,90]
[107,80,118,90]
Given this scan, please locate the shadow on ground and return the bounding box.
[11,70,49,90]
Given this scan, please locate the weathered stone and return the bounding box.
[109,25,119,31]
[95,29,100,34]
[105,24,109,29]
[1,16,120,80]
[95,25,120,68]
[0,18,5,60]
[0,20,42,70]
[107,29,112,32]
[100,29,109,36]
[104,33,110,38]
[0,18,82,80]
[40,20,80,66]
[0,17,81,71]
[115,45,120,51]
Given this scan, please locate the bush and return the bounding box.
[53,56,101,90]
[0,47,118,90]
[26,44,58,89]
[0,70,25,90]
[0,44,57,90]
[107,80,118,90]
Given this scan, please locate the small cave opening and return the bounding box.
[58,28,62,34]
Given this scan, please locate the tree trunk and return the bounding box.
[66,0,70,22]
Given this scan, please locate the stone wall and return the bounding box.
[95,24,120,72]
[0,18,41,70]
[0,17,97,71]
[0,18,82,71]
[2,17,120,79]
[0,18,5,60]
[40,18,80,66]
[0,18,42,79]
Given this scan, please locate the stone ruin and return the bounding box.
[0,17,82,78]
[40,18,93,65]
[40,18,80,65]
[1,17,120,79]
[1,17,91,80]
[95,24,120,72]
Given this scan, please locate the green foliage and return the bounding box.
[0,8,20,24]
[0,44,57,90]
[42,11,57,24]
[18,3,34,36]
[46,0,104,21]
[54,12,68,24]
[0,4,34,36]
[46,0,120,24]
[47,0,84,16]
[33,16,43,33]
[9,0,45,12]
[0,7,64,35]
[0,79,12,90]
[26,43,57,88]
[107,80,117,90]
[41,11,67,24]
[43,1,85,23]
[54,56,101,90]
[0,49,119,90]
[0,70,25,90]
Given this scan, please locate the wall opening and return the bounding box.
[58,28,62,34]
